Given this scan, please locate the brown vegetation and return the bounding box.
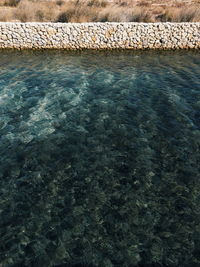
[0,0,199,22]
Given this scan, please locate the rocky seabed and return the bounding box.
[0,22,199,49]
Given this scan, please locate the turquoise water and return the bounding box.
[0,50,200,267]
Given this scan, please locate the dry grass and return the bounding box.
[97,5,154,22]
[159,6,200,22]
[0,0,199,22]
[14,0,59,22]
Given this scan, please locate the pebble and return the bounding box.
[0,22,199,49]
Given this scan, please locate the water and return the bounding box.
[0,50,200,267]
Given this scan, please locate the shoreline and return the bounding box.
[0,22,200,50]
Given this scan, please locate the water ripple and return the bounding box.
[0,50,200,267]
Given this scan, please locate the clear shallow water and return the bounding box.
[0,50,200,267]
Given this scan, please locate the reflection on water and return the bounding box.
[0,50,200,267]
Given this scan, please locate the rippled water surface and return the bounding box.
[0,50,200,267]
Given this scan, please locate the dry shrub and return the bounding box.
[56,1,100,22]
[137,1,150,7]
[129,7,154,22]
[0,8,13,21]
[87,0,108,7]
[14,0,34,21]
[95,5,128,22]
[56,1,154,23]
[0,0,200,22]
[152,6,164,15]
[3,0,20,6]
[173,2,186,8]
[98,5,154,22]
[56,0,65,6]
[56,2,75,22]
[160,6,200,22]
[118,1,130,6]
[14,0,59,22]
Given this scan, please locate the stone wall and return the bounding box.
[0,22,199,49]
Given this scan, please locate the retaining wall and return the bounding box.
[0,22,200,49]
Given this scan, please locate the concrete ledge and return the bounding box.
[0,22,200,50]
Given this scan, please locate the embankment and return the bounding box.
[0,22,199,49]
